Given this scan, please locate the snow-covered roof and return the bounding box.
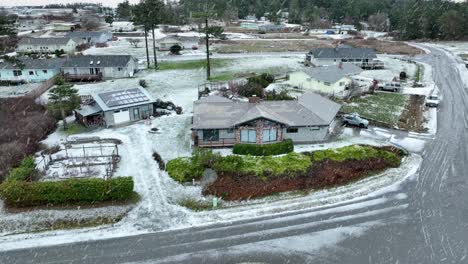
[309,46,377,59]
[302,64,363,84]
[62,55,135,68]
[192,92,341,129]
[17,37,73,46]
[0,57,65,70]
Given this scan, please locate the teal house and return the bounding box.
[0,58,64,84]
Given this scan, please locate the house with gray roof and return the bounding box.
[16,37,77,54]
[61,55,138,81]
[75,87,156,127]
[0,58,64,83]
[157,35,200,51]
[288,64,363,98]
[65,31,112,45]
[192,92,341,147]
[306,45,383,69]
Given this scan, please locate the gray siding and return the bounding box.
[103,103,154,127]
[283,126,329,143]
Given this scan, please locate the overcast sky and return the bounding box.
[1,0,140,8]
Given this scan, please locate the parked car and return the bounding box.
[425,94,440,107]
[342,113,369,128]
[379,82,402,92]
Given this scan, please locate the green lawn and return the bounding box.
[62,122,87,135]
[341,93,409,126]
[158,59,232,71]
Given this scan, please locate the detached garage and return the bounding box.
[75,87,156,127]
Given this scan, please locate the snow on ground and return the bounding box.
[358,55,418,83]
[0,83,40,98]
[0,52,434,250]
[224,32,258,40]
[361,31,387,39]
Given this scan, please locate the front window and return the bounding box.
[262,128,277,143]
[287,127,298,133]
[203,129,219,142]
[13,70,22,76]
[241,130,256,143]
[29,71,34,75]
[324,82,331,86]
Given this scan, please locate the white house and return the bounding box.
[306,45,379,68]
[16,37,77,54]
[65,31,113,45]
[288,64,363,98]
[157,36,200,51]
[61,55,138,81]
[111,21,135,32]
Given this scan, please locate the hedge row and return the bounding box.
[0,177,134,207]
[6,156,35,182]
[233,139,294,156]
[166,149,220,183]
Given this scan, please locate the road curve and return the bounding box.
[1,45,467,264]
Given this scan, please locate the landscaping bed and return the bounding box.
[203,145,404,200]
[398,95,427,132]
[340,92,410,128]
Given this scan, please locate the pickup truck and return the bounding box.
[425,94,440,107]
[379,82,402,92]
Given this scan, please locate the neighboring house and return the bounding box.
[112,21,135,32]
[258,24,285,32]
[157,36,200,51]
[52,23,78,32]
[288,64,363,98]
[306,45,383,69]
[16,37,77,54]
[192,92,341,147]
[240,22,259,30]
[65,31,113,45]
[75,87,156,127]
[61,55,138,81]
[0,58,63,84]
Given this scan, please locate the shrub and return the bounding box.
[247,73,275,88]
[166,157,205,183]
[238,82,264,98]
[265,90,295,101]
[139,79,148,88]
[170,45,182,55]
[0,177,134,207]
[6,156,36,182]
[233,139,294,156]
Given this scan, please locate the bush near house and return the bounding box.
[233,139,294,156]
[166,149,220,183]
[6,156,36,182]
[0,177,134,207]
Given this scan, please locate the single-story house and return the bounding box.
[0,58,64,84]
[258,24,285,32]
[288,64,363,98]
[65,31,113,45]
[157,36,200,51]
[61,55,138,81]
[52,22,78,32]
[306,45,382,69]
[192,92,341,147]
[111,21,135,32]
[16,37,77,54]
[75,87,156,127]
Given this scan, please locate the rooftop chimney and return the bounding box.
[248,95,261,104]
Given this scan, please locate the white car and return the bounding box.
[379,82,402,92]
[426,94,440,107]
[342,113,369,128]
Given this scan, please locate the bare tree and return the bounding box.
[81,15,101,31]
[368,12,390,32]
[127,38,141,48]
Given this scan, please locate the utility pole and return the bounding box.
[205,18,211,80]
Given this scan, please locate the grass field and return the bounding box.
[341,92,409,126]
[158,59,232,71]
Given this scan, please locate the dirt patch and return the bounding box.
[203,147,403,201]
[341,39,423,56]
[214,39,333,53]
[398,95,427,132]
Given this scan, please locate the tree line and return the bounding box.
[117,0,467,40]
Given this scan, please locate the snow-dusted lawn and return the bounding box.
[0,83,41,98]
[359,55,418,83]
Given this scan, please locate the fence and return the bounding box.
[24,75,57,99]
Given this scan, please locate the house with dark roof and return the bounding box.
[75,87,156,127]
[0,58,64,83]
[157,35,200,51]
[192,92,341,147]
[287,64,363,98]
[65,31,113,45]
[61,55,138,81]
[16,37,77,54]
[306,45,383,69]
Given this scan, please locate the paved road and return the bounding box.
[1,45,467,264]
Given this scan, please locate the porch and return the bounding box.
[64,72,103,82]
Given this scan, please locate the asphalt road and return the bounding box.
[1,45,467,264]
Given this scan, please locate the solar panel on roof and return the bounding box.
[98,88,149,108]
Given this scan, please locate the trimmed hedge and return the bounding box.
[166,149,220,183]
[6,156,36,182]
[0,177,134,207]
[233,139,294,156]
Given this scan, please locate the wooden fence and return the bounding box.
[24,75,57,99]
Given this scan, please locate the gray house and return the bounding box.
[75,87,156,127]
[192,92,341,147]
[61,55,138,81]
[306,45,383,69]
[0,58,64,84]
[16,37,77,54]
